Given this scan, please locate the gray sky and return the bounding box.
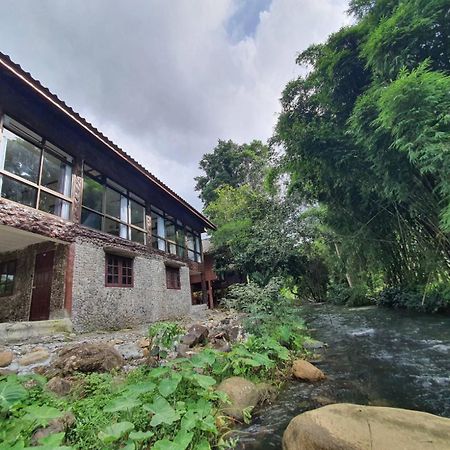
[0,0,350,210]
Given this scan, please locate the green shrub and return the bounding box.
[377,285,450,313]
[148,322,185,359]
[327,283,373,307]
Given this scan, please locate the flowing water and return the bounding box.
[236,305,450,449]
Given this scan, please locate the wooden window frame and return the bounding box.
[0,116,73,220]
[166,266,181,290]
[82,164,147,244]
[151,207,202,262]
[0,260,16,297]
[105,254,134,287]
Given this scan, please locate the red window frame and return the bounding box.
[166,266,181,290]
[105,254,133,287]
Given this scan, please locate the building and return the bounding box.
[0,53,215,333]
[190,239,245,308]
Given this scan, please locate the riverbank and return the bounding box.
[236,304,450,449]
[0,302,313,449]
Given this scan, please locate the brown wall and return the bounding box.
[0,241,67,322]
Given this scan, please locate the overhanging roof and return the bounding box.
[0,52,216,231]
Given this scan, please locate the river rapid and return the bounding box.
[236,305,450,449]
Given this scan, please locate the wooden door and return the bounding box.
[29,251,54,321]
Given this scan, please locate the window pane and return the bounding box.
[165,220,176,242]
[130,200,144,228]
[186,233,195,251]
[104,217,121,237]
[105,186,121,218]
[2,129,41,183]
[0,175,37,207]
[82,176,104,212]
[81,207,102,230]
[41,151,72,196]
[39,191,71,219]
[131,228,145,244]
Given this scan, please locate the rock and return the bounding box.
[0,351,13,367]
[255,383,277,405]
[19,350,50,366]
[138,337,150,348]
[0,368,17,376]
[292,360,325,382]
[311,395,335,407]
[228,326,241,342]
[181,324,209,347]
[47,376,72,396]
[50,343,124,375]
[216,377,261,420]
[31,412,75,445]
[282,403,450,450]
[115,343,143,360]
[302,340,326,351]
[176,343,191,357]
[211,338,231,352]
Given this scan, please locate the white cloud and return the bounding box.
[0,0,349,210]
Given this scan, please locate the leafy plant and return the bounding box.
[149,321,185,359]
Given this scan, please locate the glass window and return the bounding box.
[131,228,145,244]
[105,254,133,287]
[104,217,122,237]
[0,174,37,207]
[81,208,102,230]
[0,260,16,296]
[130,200,145,228]
[2,129,41,183]
[166,266,181,289]
[105,186,121,219]
[82,176,104,212]
[81,165,147,243]
[41,151,72,196]
[0,118,74,220]
[39,191,71,220]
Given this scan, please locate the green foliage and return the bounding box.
[149,321,184,359]
[195,139,269,207]
[327,284,374,307]
[377,284,450,313]
[273,0,450,297]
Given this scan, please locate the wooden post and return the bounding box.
[71,158,83,223]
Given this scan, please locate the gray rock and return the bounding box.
[181,324,209,347]
[176,343,191,357]
[303,340,326,351]
[115,343,143,360]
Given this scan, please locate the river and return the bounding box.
[236,305,450,449]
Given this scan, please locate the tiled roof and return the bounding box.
[0,52,215,230]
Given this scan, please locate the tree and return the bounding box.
[273,0,450,292]
[195,139,269,207]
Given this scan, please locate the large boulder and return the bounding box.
[0,351,13,367]
[283,403,450,450]
[49,343,124,375]
[181,324,209,347]
[292,360,325,382]
[216,377,261,420]
[19,349,50,366]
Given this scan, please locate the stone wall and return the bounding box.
[71,240,192,332]
[0,242,67,322]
